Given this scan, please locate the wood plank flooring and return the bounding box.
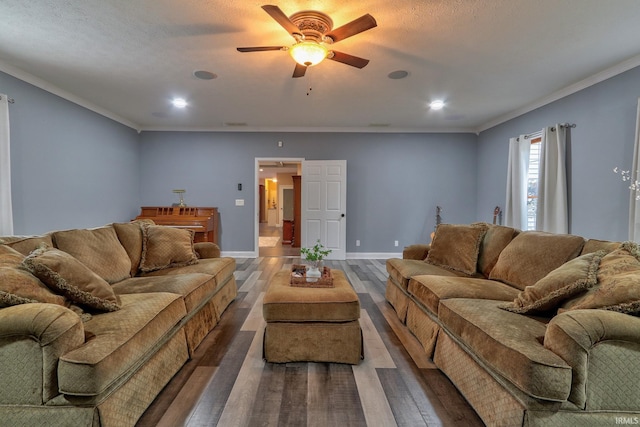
[136,256,484,427]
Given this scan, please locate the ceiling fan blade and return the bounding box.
[328,51,370,68]
[325,14,377,43]
[292,63,307,78]
[262,5,300,36]
[237,46,285,52]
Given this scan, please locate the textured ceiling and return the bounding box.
[2,0,640,132]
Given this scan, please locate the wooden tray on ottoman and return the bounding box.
[290,264,334,287]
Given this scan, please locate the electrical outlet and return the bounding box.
[356,240,360,247]
[235,199,244,206]
[394,240,399,247]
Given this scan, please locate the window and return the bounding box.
[526,137,542,230]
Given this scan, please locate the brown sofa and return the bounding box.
[0,221,237,426]
[386,222,640,426]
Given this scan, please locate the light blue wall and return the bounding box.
[477,65,640,241]
[139,132,478,252]
[9,61,638,248]
[1,72,140,234]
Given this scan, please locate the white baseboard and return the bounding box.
[221,251,257,258]
[346,252,402,259]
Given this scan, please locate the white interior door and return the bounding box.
[301,160,346,260]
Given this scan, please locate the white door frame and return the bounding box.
[255,157,305,256]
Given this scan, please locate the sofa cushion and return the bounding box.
[474,223,519,278]
[386,258,464,291]
[140,257,236,288]
[22,246,120,312]
[439,298,572,401]
[112,221,145,277]
[52,227,131,284]
[408,275,519,315]
[0,266,67,307]
[500,251,604,314]
[426,223,488,275]
[112,273,216,314]
[57,292,186,396]
[139,225,198,273]
[562,242,640,314]
[0,235,54,255]
[489,231,585,290]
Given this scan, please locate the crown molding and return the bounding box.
[477,54,640,133]
[0,60,141,132]
[138,125,476,134]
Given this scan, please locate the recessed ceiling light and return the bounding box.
[429,100,445,110]
[172,98,188,108]
[388,70,409,79]
[193,70,217,80]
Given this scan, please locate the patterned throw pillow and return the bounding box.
[139,224,198,273]
[52,226,131,284]
[22,246,120,312]
[0,244,26,267]
[112,221,146,277]
[489,231,585,290]
[0,266,67,308]
[562,242,640,315]
[426,223,489,275]
[500,251,604,314]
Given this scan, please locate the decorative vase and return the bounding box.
[306,261,322,282]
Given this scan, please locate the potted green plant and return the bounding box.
[300,240,332,282]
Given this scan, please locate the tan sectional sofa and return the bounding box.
[386,222,640,426]
[0,221,237,426]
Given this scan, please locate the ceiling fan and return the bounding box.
[237,5,377,78]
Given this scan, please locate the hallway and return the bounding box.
[259,223,300,257]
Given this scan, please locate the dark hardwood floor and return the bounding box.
[136,236,484,426]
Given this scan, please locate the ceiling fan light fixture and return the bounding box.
[289,41,328,67]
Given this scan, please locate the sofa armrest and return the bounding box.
[545,309,640,410]
[403,244,430,260]
[0,303,85,404]
[194,242,221,259]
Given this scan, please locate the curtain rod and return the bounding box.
[0,95,15,104]
[519,122,576,140]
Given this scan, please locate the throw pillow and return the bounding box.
[22,246,121,312]
[0,235,54,255]
[580,239,620,256]
[500,250,604,314]
[473,223,519,278]
[0,244,26,267]
[112,221,146,277]
[0,266,67,308]
[488,231,585,290]
[52,226,132,283]
[426,223,488,275]
[561,242,640,314]
[139,224,198,273]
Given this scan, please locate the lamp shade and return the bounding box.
[289,41,328,67]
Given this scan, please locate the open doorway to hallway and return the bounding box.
[257,158,302,257]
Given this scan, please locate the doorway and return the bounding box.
[256,158,303,257]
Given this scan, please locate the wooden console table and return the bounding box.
[135,206,218,244]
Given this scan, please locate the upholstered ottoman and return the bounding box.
[263,269,363,364]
